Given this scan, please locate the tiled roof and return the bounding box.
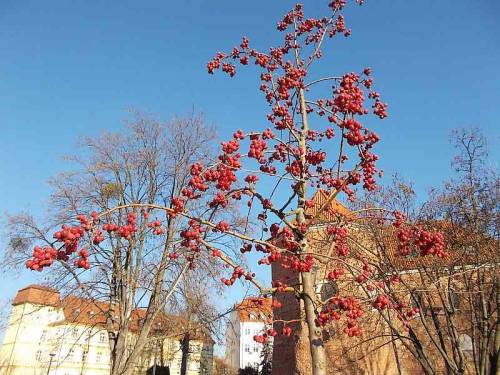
[12,285,213,343]
[12,284,60,306]
[235,297,272,323]
[305,189,351,223]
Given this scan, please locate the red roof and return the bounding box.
[12,284,60,307]
[11,285,213,342]
[235,297,272,323]
[305,190,351,223]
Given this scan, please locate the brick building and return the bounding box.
[270,190,499,375]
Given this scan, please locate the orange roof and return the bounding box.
[11,285,213,343]
[12,284,60,307]
[59,295,109,327]
[235,297,272,323]
[305,190,351,223]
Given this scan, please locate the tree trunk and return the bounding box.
[180,333,191,375]
[302,271,327,375]
[493,281,500,375]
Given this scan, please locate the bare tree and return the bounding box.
[2,112,228,375]
[352,128,499,375]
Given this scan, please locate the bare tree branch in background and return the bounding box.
[351,128,499,375]
[1,111,235,375]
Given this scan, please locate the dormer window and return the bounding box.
[88,310,95,319]
[249,313,256,320]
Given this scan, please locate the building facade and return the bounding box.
[225,298,272,372]
[0,285,214,375]
[270,190,499,375]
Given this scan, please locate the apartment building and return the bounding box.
[0,284,214,375]
[225,298,272,372]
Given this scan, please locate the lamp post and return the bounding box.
[46,353,56,375]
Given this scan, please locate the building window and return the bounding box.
[40,329,47,340]
[71,327,79,338]
[35,350,43,361]
[68,348,75,361]
[82,350,88,362]
[96,351,102,363]
[245,328,250,335]
[99,332,106,343]
[253,345,259,353]
[249,313,256,320]
[244,344,250,353]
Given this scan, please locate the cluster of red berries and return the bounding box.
[118,212,138,240]
[272,299,282,309]
[253,327,281,344]
[101,212,138,240]
[170,198,185,215]
[416,230,446,257]
[333,73,365,115]
[215,221,230,232]
[392,301,420,327]
[280,254,315,272]
[74,248,90,269]
[372,294,390,310]
[221,266,254,286]
[180,219,205,251]
[327,268,344,280]
[355,263,373,284]
[392,211,406,227]
[147,220,164,235]
[92,229,104,245]
[395,221,447,258]
[248,136,268,160]
[26,246,58,271]
[27,213,100,270]
[271,280,290,293]
[316,296,364,337]
[327,226,350,256]
[54,224,86,246]
[360,151,379,191]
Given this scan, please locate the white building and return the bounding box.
[0,284,214,375]
[225,298,272,371]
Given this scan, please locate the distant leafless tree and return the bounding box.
[2,111,236,375]
[354,128,499,375]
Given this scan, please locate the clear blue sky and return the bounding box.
[0,0,499,335]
